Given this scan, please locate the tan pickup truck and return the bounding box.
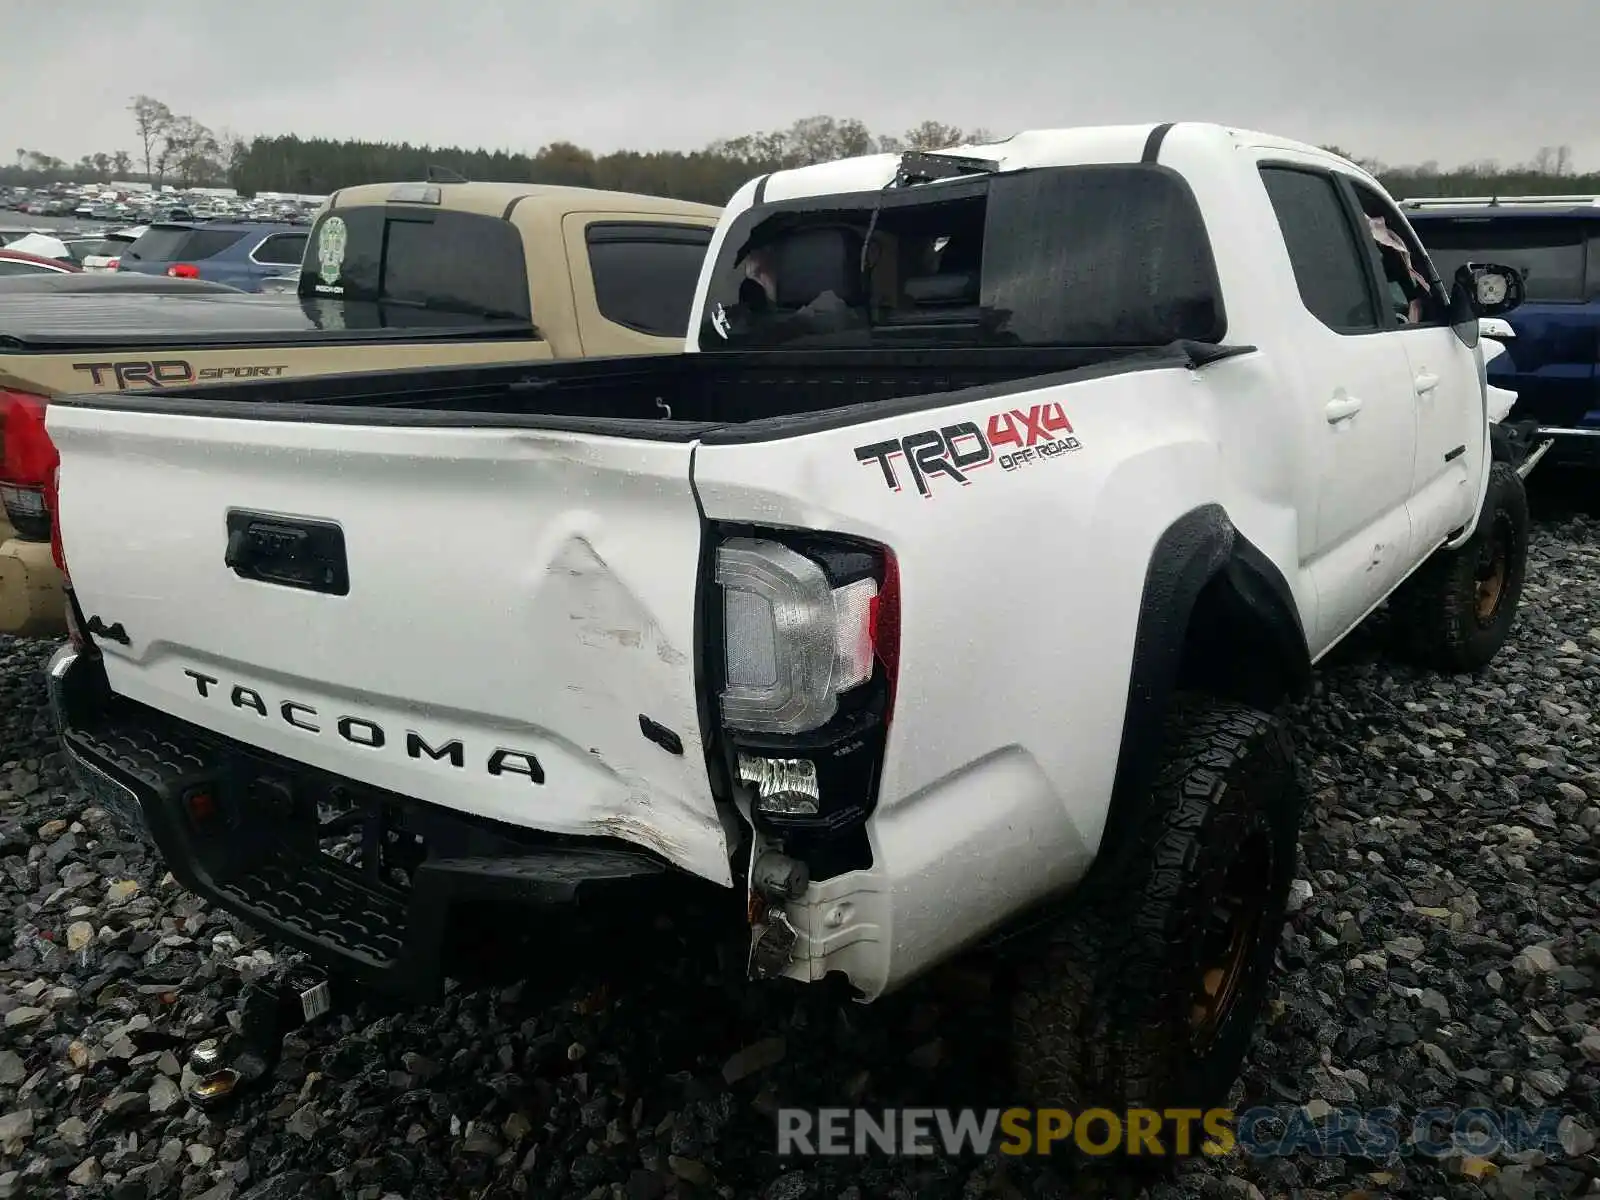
[0,181,721,636]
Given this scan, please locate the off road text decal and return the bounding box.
[854,401,1082,497]
[72,360,290,389]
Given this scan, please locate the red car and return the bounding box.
[0,249,81,276]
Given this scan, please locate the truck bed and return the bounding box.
[52,340,1241,436]
[0,293,535,353]
[43,330,1246,973]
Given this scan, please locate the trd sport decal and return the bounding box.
[72,360,290,389]
[854,401,1082,497]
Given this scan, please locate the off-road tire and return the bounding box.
[1389,461,1529,673]
[1010,697,1300,1120]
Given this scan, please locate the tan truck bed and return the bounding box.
[0,181,720,638]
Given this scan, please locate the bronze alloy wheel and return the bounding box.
[1474,511,1513,624]
[1189,826,1272,1046]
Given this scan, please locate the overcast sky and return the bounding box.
[10,0,1598,172]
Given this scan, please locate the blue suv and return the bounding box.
[1407,197,1600,467]
[116,221,308,293]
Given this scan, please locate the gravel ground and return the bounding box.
[1,499,1597,1200]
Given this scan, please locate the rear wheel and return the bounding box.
[1389,461,1529,673]
[1009,697,1300,1124]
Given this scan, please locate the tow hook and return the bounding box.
[184,966,334,1111]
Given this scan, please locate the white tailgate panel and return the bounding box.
[48,405,730,885]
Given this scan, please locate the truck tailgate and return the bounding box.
[47,403,730,885]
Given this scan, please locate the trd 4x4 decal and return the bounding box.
[855,401,1082,497]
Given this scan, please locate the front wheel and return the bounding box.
[1388,461,1530,673]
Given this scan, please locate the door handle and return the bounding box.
[1414,371,1440,395]
[1325,395,1363,424]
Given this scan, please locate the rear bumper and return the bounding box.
[0,536,65,638]
[49,646,676,1000]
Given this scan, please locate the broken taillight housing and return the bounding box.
[0,389,58,543]
[713,531,898,841]
[716,538,885,735]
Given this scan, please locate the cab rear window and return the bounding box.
[300,207,531,322]
[698,163,1225,350]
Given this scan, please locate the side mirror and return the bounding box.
[1456,263,1525,318]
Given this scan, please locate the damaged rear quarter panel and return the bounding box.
[691,364,1246,970]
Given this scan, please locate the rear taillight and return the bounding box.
[167,263,199,279]
[717,538,884,734]
[106,258,120,271]
[714,533,897,835]
[0,389,58,543]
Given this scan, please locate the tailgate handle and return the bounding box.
[224,510,350,596]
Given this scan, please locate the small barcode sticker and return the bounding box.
[299,980,332,1022]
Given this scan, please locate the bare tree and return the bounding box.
[163,115,222,187]
[129,95,173,179]
[111,150,132,176]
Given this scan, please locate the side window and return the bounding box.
[252,233,308,266]
[1347,181,1448,326]
[1259,167,1378,333]
[585,223,713,338]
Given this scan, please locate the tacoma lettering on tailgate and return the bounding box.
[182,669,545,783]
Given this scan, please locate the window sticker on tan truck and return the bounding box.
[854,401,1082,497]
[316,216,347,290]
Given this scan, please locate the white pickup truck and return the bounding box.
[46,122,1531,1116]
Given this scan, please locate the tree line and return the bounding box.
[4,98,1597,206]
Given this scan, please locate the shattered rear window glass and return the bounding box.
[699,164,1225,350]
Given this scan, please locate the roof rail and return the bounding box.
[1401,194,1600,210]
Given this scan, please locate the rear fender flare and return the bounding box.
[1092,503,1309,875]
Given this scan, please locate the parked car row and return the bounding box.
[4,185,323,228]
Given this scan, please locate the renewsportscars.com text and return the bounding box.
[776,1106,1572,1159]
